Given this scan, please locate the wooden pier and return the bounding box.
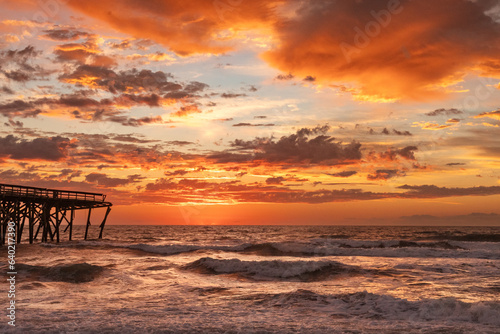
[0,183,112,245]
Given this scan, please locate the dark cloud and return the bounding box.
[115,93,161,107]
[328,171,358,178]
[221,93,247,98]
[4,70,30,82]
[0,100,43,118]
[303,76,315,82]
[426,108,463,116]
[232,123,275,127]
[0,46,50,82]
[211,125,361,165]
[107,115,164,127]
[165,140,195,146]
[254,115,267,119]
[375,128,413,136]
[367,169,405,181]
[374,146,418,161]
[111,134,159,144]
[1,86,14,94]
[446,162,466,166]
[399,184,500,198]
[391,128,412,136]
[0,45,40,65]
[275,73,294,80]
[265,176,285,185]
[85,172,143,187]
[60,65,208,101]
[231,188,389,204]
[0,135,73,161]
[165,169,190,176]
[393,129,412,136]
[42,29,91,41]
[4,119,24,128]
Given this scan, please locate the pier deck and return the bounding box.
[0,183,112,244]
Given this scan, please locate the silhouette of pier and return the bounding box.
[0,183,112,245]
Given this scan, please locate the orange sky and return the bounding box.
[1,0,500,225]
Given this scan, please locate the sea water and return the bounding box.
[1,225,499,333]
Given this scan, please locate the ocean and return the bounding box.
[2,225,500,333]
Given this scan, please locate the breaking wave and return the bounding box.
[248,290,500,325]
[16,263,104,283]
[183,257,361,281]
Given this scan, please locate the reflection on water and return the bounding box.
[2,225,499,333]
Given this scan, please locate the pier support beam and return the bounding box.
[1,183,112,244]
[99,206,111,239]
[85,208,92,240]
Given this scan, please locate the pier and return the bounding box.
[0,183,112,245]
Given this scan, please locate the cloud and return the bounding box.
[367,169,405,180]
[371,146,418,162]
[221,92,247,98]
[107,115,164,127]
[414,122,454,130]
[379,127,412,136]
[1,86,14,94]
[0,100,43,118]
[232,123,275,127]
[275,73,294,80]
[171,103,202,117]
[65,0,276,56]
[8,1,500,103]
[399,184,500,198]
[85,172,144,187]
[0,135,73,161]
[165,169,190,177]
[54,36,116,67]
[42,28,91,41]
[59,65,208,102]
[328,171,358,178]
[0,45,50,82]
[265,176,285,185]
[426,108,463,117]
[474,109,500,121]
[215,125,362,165]
[262,0,500,100]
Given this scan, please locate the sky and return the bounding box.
[1,0,500,225]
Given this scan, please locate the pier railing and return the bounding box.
[1,183,112,244]
[0,183,107,202]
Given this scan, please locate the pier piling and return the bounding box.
[0,184,112,244]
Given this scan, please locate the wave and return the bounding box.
[183,257,360,281]
[37,236,499,260]
[125,243,246,255]
[445,233,500,242]
[15,262,104,283]
[247,290,500,325]
[338,240,464,250]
